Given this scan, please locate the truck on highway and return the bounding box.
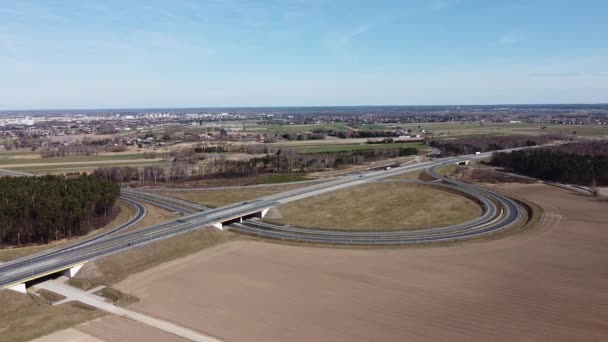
[176,219,186,223]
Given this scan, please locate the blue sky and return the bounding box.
[0,0,607,109]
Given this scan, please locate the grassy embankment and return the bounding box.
[76,229,237,285]
[159,182,322,208]
[0,290,105,342]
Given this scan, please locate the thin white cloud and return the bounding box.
[499,31,523,45]
[327,24,371,50]
[429,0,452,12]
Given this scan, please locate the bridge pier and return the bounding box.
[63,263,84,278]
[210,208,271,231]
[5,262,86,293]
[7,282,26,294]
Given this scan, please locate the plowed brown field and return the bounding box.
[96,183,607,341]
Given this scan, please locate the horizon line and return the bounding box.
[1,102,608,113]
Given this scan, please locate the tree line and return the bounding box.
[0,174,120,246]
[430,134,564,156]
[94,147,419,184]
[490,141,608,186]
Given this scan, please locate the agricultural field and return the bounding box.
[0,150,167,174]
[390,122,608,139]
[296,142,425,153]
[243,123,351,134]
[0,152,151,165]
[92,182,608,342]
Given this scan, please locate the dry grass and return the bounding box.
[266,183,482,231]
[160,183,319,208]
[126,202,181,232]
[94,287,139,307]
[0,290,105,342]
[387,169,424,180]
[66,278,94,291]
[35,289,66,303]
[0,199,136,262]
[76,228,238,285]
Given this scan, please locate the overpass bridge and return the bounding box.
[0,148,530,292]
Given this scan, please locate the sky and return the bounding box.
[0,0,607,109]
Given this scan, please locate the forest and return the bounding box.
[0,174,120,246]
[490,141,608,186]
[430,134,564,156]
[94,147,419,184]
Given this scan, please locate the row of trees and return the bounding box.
[491,141,608,186]
[94,147,419,184]
[430,134,564,156]
[282,132,326,141]
[41,144,98,158]
[0,174,120,246]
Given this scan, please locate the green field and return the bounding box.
[243,123,351,134]
[10,161,168,173]
[0,151,40,159]
[297,142,425,153]
[0,153,149,165]
[383,122,608,138]
[353,124,390,130]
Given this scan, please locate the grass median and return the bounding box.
[265,182,482,231]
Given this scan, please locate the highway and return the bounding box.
[127,162,525,245]
[0,169,36,177]
[0,150,527,289]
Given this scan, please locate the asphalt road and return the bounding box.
[0,169,34,177]
[127,162,524,245]
[0,150,526,288]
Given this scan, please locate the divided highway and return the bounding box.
[0,150,527,289]
[127,162,526,245]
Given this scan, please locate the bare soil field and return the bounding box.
[109,183,608,342]
[266,183,482,231]
[33,328,103,342]
[77,315,190,342]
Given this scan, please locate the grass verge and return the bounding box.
[126,203,181,232]
[0,290,105,342]
[94,287,139,307]
[159,183,320,208]
[76,228,238,285]
[35,289,66,303]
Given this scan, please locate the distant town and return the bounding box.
[1,105,607,151]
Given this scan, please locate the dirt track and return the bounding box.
[96,183,608,341]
